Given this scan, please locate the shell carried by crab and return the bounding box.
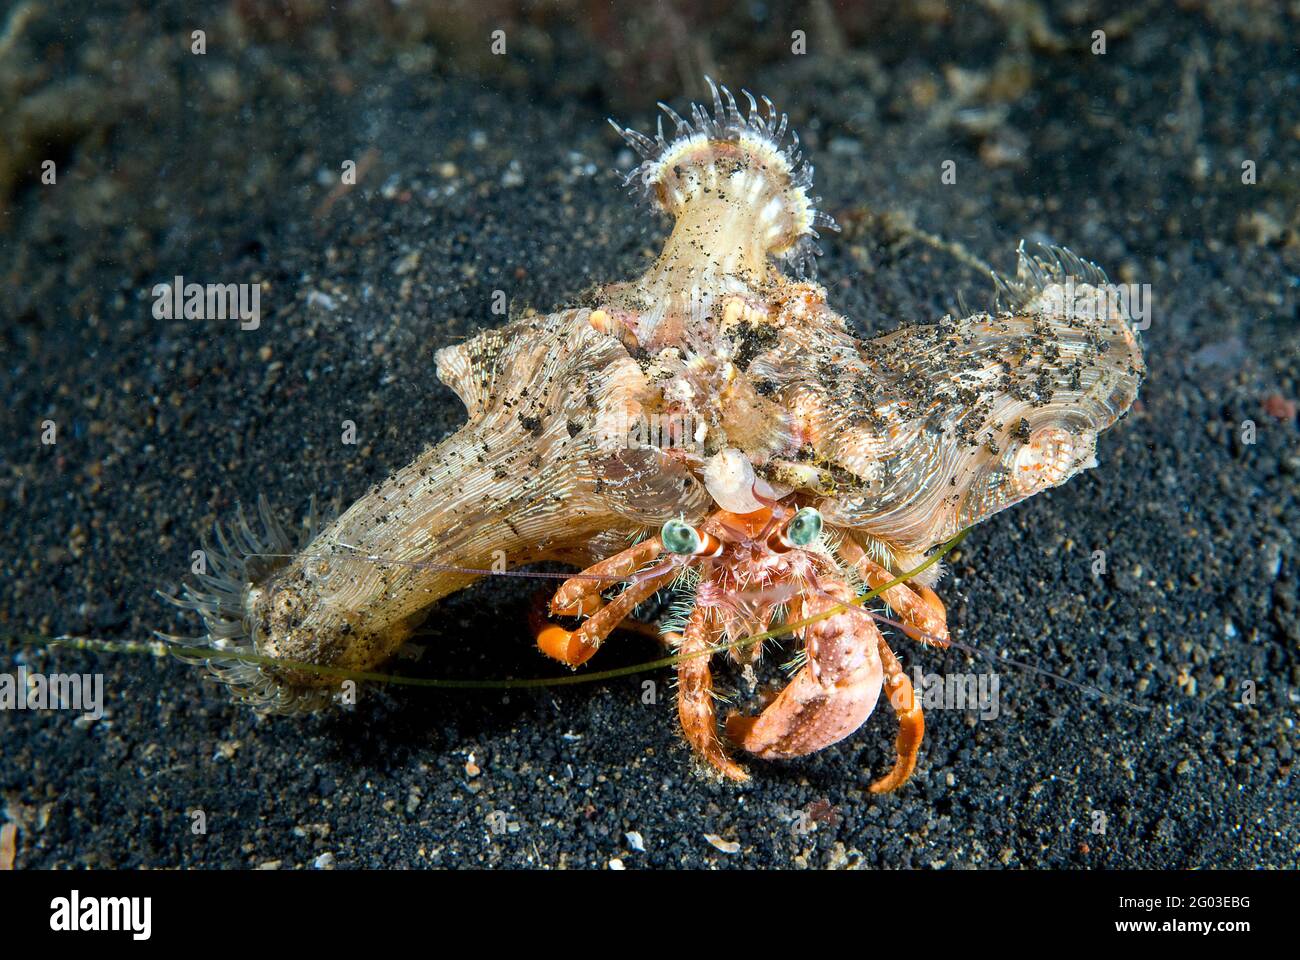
[161,79,1144,790]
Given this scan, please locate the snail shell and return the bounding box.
[750,247,1144,551]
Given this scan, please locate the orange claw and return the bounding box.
[837,537,950,647]
[912,584,949,638]
[533,568,677,667]
[549,593,603,618]
[726,583,886,759]
[533,618,598,667]
[550,536,663,615]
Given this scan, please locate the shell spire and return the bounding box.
[609,77,838,279]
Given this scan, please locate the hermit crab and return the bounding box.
[162,80,1144,790]
[532,501,949,790]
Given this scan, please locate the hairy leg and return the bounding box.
[869,637,925,793]
[549,536,664,616]
[837,536,949,646]
[533,567,678,667]
[670,603,749,781]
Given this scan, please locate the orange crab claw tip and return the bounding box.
[902,622,950,646]
[915,585,948,624]
[897,584,949,645]
[535,623,598,667]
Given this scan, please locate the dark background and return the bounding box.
[0,0,1296,868]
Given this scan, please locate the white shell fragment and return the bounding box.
[703,833,742,854]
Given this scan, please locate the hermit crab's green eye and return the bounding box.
[661,518,703,555]
[786,507,823,546]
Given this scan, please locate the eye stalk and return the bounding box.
[784,506,823,547]
[661,518,704,555]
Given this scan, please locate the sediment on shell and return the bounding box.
[746,249,1145,552]
[165,309,710,711]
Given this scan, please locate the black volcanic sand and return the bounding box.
[1,2,1296,869]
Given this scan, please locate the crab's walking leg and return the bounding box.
[837,537,950,646]
[669,605,749,782]
[726,582,885,759]
[533,567,678,667]
[549,536,664,617]
[869,637,924,793]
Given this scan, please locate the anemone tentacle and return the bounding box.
[609,77,839,279]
